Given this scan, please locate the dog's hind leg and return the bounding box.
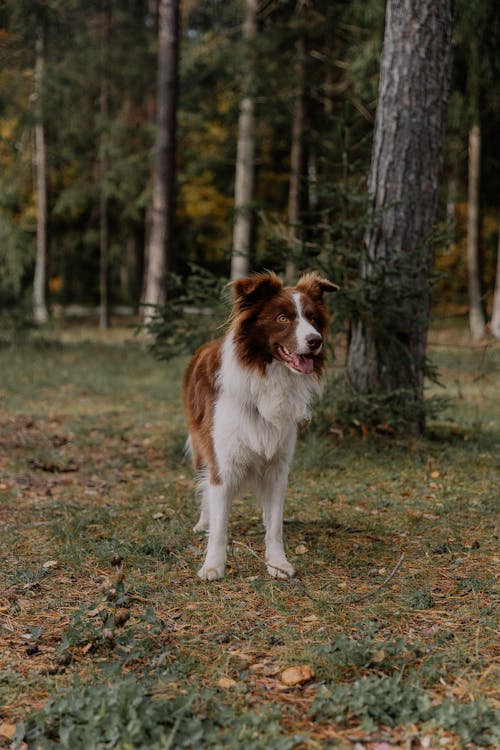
[193,477,209,533]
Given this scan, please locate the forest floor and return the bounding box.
[0,322,499,749]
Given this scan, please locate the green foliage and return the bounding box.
[145,264,228,361]
[312,675,500,745]
[16,671,300,750]
[315,634,421,675]
[312,634,500,746]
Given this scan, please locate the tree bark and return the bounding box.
[491,224,500,340]
[33,29,49,324]
[142,0,179,320]
[466,123,485,341]
[346,0,452,433]
[99,0,112,329]
[285,37,306,283]
[230,0,258,281]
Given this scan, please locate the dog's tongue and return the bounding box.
[292,354,314,374]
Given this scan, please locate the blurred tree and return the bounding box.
[142,0,180,319]
[466,123,484,340]
[99,0,112,329]
[33,22,48,323]
[230,0,258,280]
[346,0,452,434]
[491,225,500,339]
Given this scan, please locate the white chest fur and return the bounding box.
[213,333,322,466]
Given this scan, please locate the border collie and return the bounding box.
[183,271,338,580]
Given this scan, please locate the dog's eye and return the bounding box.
[276,313,288,324]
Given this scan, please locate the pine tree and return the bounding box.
[142,0,180,319]
[346,0,452,433]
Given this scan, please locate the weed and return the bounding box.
[15,671,301,750]
[312,674,500,746]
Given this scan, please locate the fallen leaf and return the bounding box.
[302,614,319,623]
[294,544,308,555]
[431,470,441,479]
[0,723,16,740]
[217,676,237,689]
[249,661,280,676]
[87,605,106,617]
[42,560,59,569]
[280,664,314,686]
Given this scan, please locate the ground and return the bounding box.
[0,323,498,749]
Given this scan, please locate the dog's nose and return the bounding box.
[306,333,322,352]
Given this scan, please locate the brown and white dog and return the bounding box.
[183,271,338,580]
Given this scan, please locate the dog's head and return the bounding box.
[231,271,338,376]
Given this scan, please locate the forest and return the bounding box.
[1,2,500,748]
[1,0,500,328]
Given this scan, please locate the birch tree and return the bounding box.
[230,0,258,281]
[33,27,48,324]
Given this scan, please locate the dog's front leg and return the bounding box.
[260,462,295,579]
[198,482,231,580]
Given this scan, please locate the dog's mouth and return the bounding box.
[276,345,315,375]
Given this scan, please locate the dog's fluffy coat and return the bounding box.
[183,271,337,579]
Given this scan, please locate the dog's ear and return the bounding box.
[231,271,282,306]
[296,271,339,299]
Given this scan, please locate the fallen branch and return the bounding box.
[230,540,405,605]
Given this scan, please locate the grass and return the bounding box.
[0,325,499,748]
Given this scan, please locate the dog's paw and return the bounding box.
[198,562,225,581]
[267,560,295,579]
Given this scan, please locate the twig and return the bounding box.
[230,540,405,605]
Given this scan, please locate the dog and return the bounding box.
[183,271,338,580]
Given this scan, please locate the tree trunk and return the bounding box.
[230,0,258,281]
[466,123,485,342]
[99,0,112,330]
[285,37,306,283]
[345,0,452,434]
[491,223,500,339]
[142,0,179,320]
[33,29,49,324]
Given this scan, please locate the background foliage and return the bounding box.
[1,0,499,311]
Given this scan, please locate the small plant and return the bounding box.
[53,557,164,669]
[314,634,422,677]
[312,674,500,746]
[145,264,228,362]
[312,673,432,731]
[15,671,301,750]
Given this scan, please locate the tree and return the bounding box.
[285,36,305,283]
[142,0,180,319]
[33,24,49,324]
[466,123,485,341]
[99,0,112,329]
[346,0,452,433]
[230,0,258,280]
[491,225,500,339]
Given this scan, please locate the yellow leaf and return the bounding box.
[0,724,16,740]
[280,665,314,686]
[217,677,237,689]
